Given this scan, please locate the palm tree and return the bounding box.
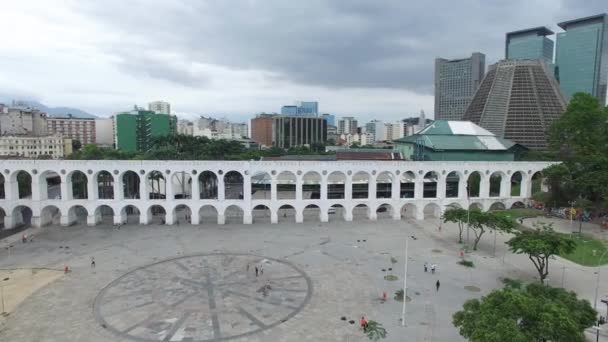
[364,320,387,341]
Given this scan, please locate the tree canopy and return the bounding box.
[506,223,576,284]
[543,92,608,208]
[453,282,596,342]
[443,208,515,250]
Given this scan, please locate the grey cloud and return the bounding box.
[73,1,607,94]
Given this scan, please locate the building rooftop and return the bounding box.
[558,13,607,30]
[506,26,554,37]
[394,120,521,151]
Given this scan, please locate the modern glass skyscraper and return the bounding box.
[556,13,608,106]
[296,101,318,116]
[321,113,335,126]
[281,106,298,115]
[505,26,554,62]
[434,53,485,121]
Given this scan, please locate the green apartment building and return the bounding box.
[115,109,177,152]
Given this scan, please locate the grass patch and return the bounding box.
[384,274,398,281]
[457,260,475,268]
[560,234,608,266]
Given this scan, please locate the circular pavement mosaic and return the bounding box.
[93,253,312,341]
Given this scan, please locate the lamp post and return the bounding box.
[401,232,409,327]
[1,277,9,315]
[594,250,608,342]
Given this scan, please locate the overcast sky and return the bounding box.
[0,1,605,122]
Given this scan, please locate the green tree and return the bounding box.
[363,320,387,341]
[468,210,515,251]
[442,207,468,243]
[453,283,596,342]
[506,223,576,284]
[71,139,82,151]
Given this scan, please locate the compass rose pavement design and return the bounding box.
[93,253,313,342]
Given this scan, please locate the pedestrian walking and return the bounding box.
[360,316,367,330]
[436,280,440,291]
[91,257,96,268]
[255,266,259,277]
[431,264,436,274]
[424,262,428,272]
[260,265,264,275]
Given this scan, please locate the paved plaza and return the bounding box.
[1,215,607,341]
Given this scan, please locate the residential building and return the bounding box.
[339,133,371,147]
[385,122,404,141]
[272,116,326,148]
[434,53,485,121]
[95,118,115,147]
[462,59,566,149]
[556,13,608,105]
[177,120,194,135]
[148,101,171,114]
[365,120,386,142]
[338,116,358,135]
[394,121,525,161]
[115,109,177,152]
[250,114,276,147]
[0,134,72,159]
[321,113,335,126]
[0,105,47,136]
[185,116,248,140]
[47,115,96,145]
[505,26,554,62]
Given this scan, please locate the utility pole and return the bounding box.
[401,236,409,327]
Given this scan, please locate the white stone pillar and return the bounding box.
[369,209,377,221]
[345,177,353,200]
[191,212,200,225]
[437,176,446,199]
[500,177,510,198]
[344,208,353,222]
[5,178,16,201]
[243,176,252,203]
[31,178,41,201]
[369,177,377,200]
[218,176,226,201]
[295,209,304,223]
[165,174,174,201]
[521,176,531,198]
[113,215,123,225]
[140,209,149,225]
[113,174,122,200]
[415,205,424,220]
[391,178,400,200]
[270,210,278,224]
[61,178,70,200]
[87,215,97,226]
[165,209,175,225]
[60,214,72,227]
[271,179,277,201]
[192,174,200,200]
[320,209,329,222]
[321,179,328,200]
[140,175,148,200]
[458,177,467,199]
[296,178,303,201]
[218,213,226,225]
[392,208,401,220]
[480,176,490,199]
[414,180,424,199]
[88,175,98,201]
[243,212,253,225]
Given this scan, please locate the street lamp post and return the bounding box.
[401,233,409,327]
[594,250,608,342]
[1,277,9,315]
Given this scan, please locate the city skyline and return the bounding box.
[1,2,606,123]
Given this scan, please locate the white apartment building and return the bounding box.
[339,133,371,146]
[385,122,405,141]
[364,120,386,142]
[0,134,72,159]
[189,117,249,140]
[338,117,358,135]
[177,120,194,135]
[148,101,171,114]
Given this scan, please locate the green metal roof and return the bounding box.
[394,120,520,151]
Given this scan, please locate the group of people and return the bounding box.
[424,262,440,291]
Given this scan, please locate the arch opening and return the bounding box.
[446,171,460,198]
[302,204,321,222]
[376,172,393,199]
[327,171,346,199]
[511,171,523,197]
[489,172,503,197]
[224,205,244,224]
[121,205,141,224]
[353,203,370,220]
[401,203,417,219]
[224,171,244,200]
[199,205,218,225]
[376,203,393,220]
[423,203,441,219]
[14,171,32,199]
[70,171,88,199]
[328,204,345,222]
[199,171,218,200]
[251,172,271,200]
[40,205,61,227]
[423,171,438,198]
[148,205,167,224]
[489,202,506,211]
[277,171,297,200]
[467,172,481,198]
[252,204,271,224]
[469,202,483,211]
[278,204,296,223]
[97,171,114,199]
[400,171,415,198]
[68,205,88,225]
[11,206,32,228]
[531,172,543,195]
[147,171,166,200]
[302,172,321,200]
[174,204,192,224]
[41,171,61,200]
[95,205,114,225]
[511,201,525,209]
[0,174,5,199]
[122,171,140,199]
[172,172,192,199]
[352,172,370,199]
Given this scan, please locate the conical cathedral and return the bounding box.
[462,59,567,150]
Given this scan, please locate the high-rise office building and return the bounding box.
[555,13,608,106]
[272,116,327,148]
[463,59,566,150]
[148,101,171,114]
[338,117,358,135]
[115,109,177,152]
[281,106,298,115]
[321,113,335,126]
[365,120,385,142]
[280,101,319,116]
[434,53,486,121]
[505,26,554,62]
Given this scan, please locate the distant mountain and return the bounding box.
[0,97,97,119]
